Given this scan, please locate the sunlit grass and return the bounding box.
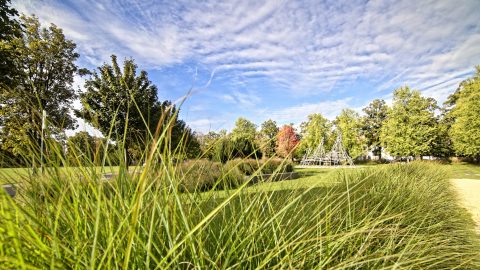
[1,142,479,269]
[1,101,479,268]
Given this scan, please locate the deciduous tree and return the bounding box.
[276,125,299,160]
[0,0,22,89]
[298,113,332,154]
[380,87,438,158]
[231,117,257,142]
[230,117,259,158]
[335,109,365,159]
[0,16,79,168]
[257,119,279,157]
[361,99,388,158]
[447,66,480,160]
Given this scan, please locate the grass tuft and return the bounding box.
[1,138,479,268]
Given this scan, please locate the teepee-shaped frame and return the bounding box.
[300,138,325,165]
[300,131,354,166]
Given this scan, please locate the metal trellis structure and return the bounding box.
[300,132,354,166]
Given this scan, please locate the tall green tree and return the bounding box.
[380,87,438,158]
[231,117,257,142]
[0,0,22,89]
[447,66,480,160]
[335,109,365,159]
[66,131,97,163]
[77,55,162,166]
[197,131,222,159]
[257,119,279,157]
[299,113,332,153]
[0,16,79,165]
[230,117,258,158]
[361,99,388,158]
[77,56,198,165]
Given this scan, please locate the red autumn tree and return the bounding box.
[276,125,299,159]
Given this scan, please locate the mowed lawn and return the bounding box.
[448,163,480,179]
[201,162,480,198]
[0,166,123,184]
[1,162,478,186]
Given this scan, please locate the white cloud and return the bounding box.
[14,0,480,100]
[268,98,352,125]
[187,118,227,134]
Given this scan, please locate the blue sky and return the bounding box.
[15,0,480,135]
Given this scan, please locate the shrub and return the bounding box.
[225,158,294,176]
[177,159,244,192]
[260,158,294,174]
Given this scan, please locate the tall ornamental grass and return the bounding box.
[0,120,479,269]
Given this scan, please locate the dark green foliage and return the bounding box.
[361,99,388,158]
[0,16,79,164]
[0,0,22,89]
[225,158,293,175]
[76,56,198,164]
[231,137,262,159]
[177,160,244,192]
[447,66,480,160]
[257,119,279,157]
[76,55,159,154]
[211,136,262,163]
[381,87,439,158]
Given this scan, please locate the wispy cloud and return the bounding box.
[187,118,227,134]
[14,0,480,132]
[17,0,480,98]
[268,98,352,125]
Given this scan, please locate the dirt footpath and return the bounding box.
[451,179,480,233]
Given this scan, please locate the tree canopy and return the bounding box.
[257,119,279,158]
[76,55,199,164]
[381,87,438,158]
[361,99,388,158]
[447,66,480,159]
[231,117,257,142]
[276,125,299,160]
[0,0,22,89]
[0,15,79,159]
[299,113,332,153]
[335,109,365,159]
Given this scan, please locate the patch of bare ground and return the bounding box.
[451,179,480,234]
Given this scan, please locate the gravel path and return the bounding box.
[451,179,480,234]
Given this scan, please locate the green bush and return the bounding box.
[260,158,294,174]
[177,159,244,192]
[225,158,293,175]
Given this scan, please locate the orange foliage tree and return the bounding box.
[276,125,299,160]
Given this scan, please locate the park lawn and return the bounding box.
[1,162,479,186]
[448,162,480,179]
[0,166,122,184]
[1,161,479,268]
[203,166,370,199]
[245,162,479,195]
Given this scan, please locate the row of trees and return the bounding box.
[196,118,299,163]
[195,69,480,162]
[1,1,478,166]
[0,2,199,167]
